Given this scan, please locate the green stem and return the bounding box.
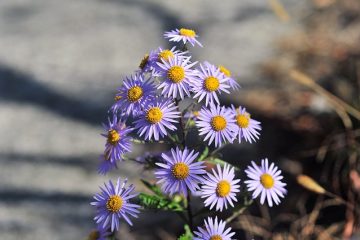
[186,193,194,230]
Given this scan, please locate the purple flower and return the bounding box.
[157,55,197,99]
[218,65,240,90]
[245,158,287,207]
[155,147,206,196]
[134,98,180,141]
[87,225,109,240]
[191,62,231,106]
[200,164,240,212]
[98,115,132,174]
[91,178,140,232]
[231,105,261,143]
[149,46,189,72]
[111,74,156,116]
[98,154,117,175]
[196,104,237,147]
[194,216,235,240]
[138,52,156,74]
[164,28,203,47]
[184,110,200,121]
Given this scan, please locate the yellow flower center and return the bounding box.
[107,129,120,145]
[204,76,220,92]
[139,54,149,69]
[211,116,227,131]
[106,195,123,212]
[260,173,275,189]
[216,180,231,197]
[210,235,223,240]
[167,66,185,83]
[219,65,231,77]
[158,49,174,62]
[127,86,143,102]
[88,230,99,240]
[172,163,190,180]
[192,111,199,117]
[236,114,250,128]
[146,107,163,124]
[179,28,196,37]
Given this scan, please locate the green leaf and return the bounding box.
[198,147,209,161]
[138,193,184,212]
[177,224,193,240]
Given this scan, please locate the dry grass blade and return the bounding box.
[289,70,360,129]
[268,0,290,22]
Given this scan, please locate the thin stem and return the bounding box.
[186,193,194,230]
[175,98,186,146]
[210,143,228,157]
[325,191,355,210]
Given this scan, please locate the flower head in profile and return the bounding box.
[164,28,203,47]
[245,158,287,207]
[184,110,200,121]
[134,98,180,141]
[155,147,206,196]
[157,55,197,99]
[191,62,231,106]
[218,64,240,90]
[196,104,237,147]
[87,225,109,240]
[111,74,156,116]
[98,154,117,175]
[231,105,261,143]
[194,216,235,240]
[91,178,140,232]
[149,46,188,71]
[200,164,240,212]
[138,51,156,74]
[98,115,132,174]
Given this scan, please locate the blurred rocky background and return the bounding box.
[0,0,359,239]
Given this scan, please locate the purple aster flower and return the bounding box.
[138,51,156,74]
[157,55,197,99]
[87,225,109,240]
[98,115,132,174]
[134,98,180,141]
[191,62,231,106]
[149,46,188,71]
[184,110,200,121]
[98,154,117,175]
[245,158,287,207]
[155,147,206,196]
[200,164,240,212]
[194,216,235,240]
[196,104,237,147]
[218,65,240,90]
[164,28,203,47]
[231,105,261,143]
[91,178,141,232]
[111,74,156,116]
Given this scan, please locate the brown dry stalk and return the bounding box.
[289,70,360,129]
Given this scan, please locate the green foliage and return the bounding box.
[177,224,193,240]
[198,146,209,161]
[139,179,183,211]
[138,193,184,211]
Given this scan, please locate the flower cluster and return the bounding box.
[90,28,287,239]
